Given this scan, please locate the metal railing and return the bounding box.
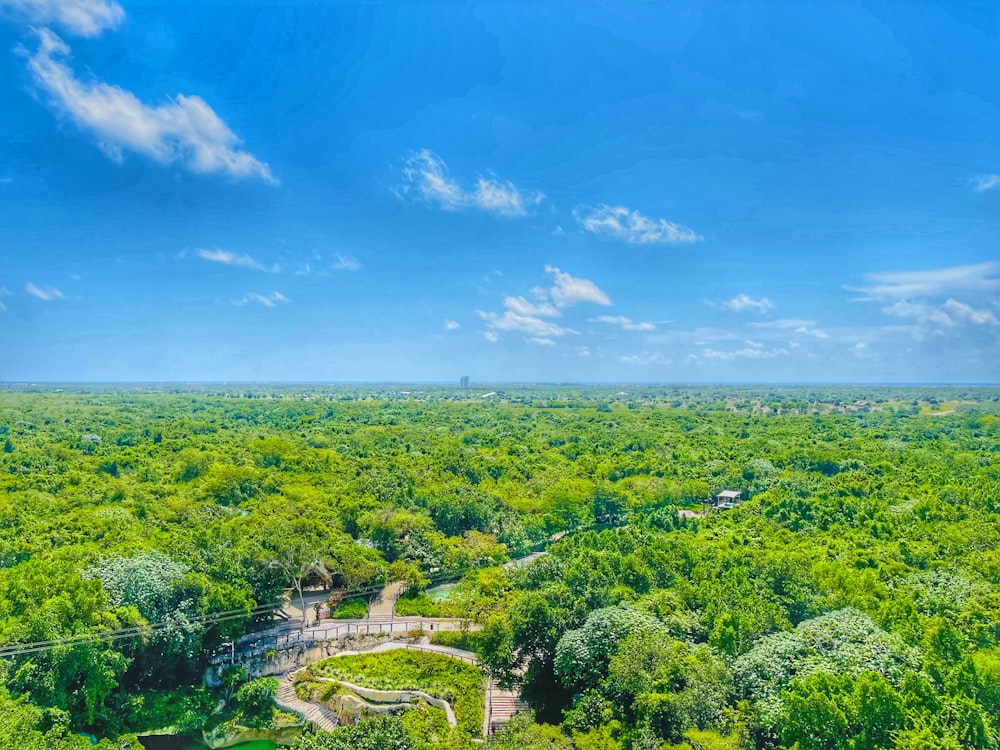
[212,618,470,662]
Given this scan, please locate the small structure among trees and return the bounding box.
[713,489,742,510]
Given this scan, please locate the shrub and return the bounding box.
[332,596,369,619]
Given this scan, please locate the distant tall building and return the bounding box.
[460,376,470,387]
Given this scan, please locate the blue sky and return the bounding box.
[0,0,998,383]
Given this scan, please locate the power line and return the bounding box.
[0,601,282,658]
[0,578,404,659]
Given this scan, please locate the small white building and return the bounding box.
[713,489,742,510]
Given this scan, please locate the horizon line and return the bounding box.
[1,380,999,388]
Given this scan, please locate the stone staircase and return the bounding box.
[274,673,339,732]
[486,678,528,735]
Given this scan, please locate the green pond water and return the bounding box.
[139,737,278,750]
[425,583,456,601]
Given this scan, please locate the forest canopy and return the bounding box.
[0,384,997,749]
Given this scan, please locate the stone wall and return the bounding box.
[205,632,400,686]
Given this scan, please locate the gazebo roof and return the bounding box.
[717,490,741,498]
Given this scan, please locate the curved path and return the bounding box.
[260,579,530,736]
[273,640,524,737]
[313,676,458,728]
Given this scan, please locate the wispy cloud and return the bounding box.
[1,0,124,37]
[720,293,774,314]
[24,29,276,183]
[749,318,818,330]
[527,337,556,347]
[331,254,361,271]
[503,296,560,317]
[883,298,998,328]
[620,352,669,365]
[25,282,63,300]
[482,331,499,343]
[740,317,829,339]
[794,325,829,339]
[590,315,656,331]
[700,346,789,361]
[848,263,1000,339]
[972,174,1000,191]
[396,149,543,217]
[233,291,288,307]
[575,204,701,245]
[198,248,274,271]
[943,299,999,326]
[847,262,1000,301]
[444,320,460,331]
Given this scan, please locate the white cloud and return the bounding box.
[397,150,543,217]
[700,346,789,361]
[472,175,542,217]
[882,300,953,327]
[848,264,1000,341]
[620,353,669,366]
[721,294,774,313]
[575,204,701,244]
[972,174,1000,191]
[477,266,610,342]
[749,318,818,330]
[198,248,272,271]
[233,291,288,307]
[884,298,999,328]
[943,298,999,326]
[477,309,573,338]
[1,0,124,37]
[25,282,63,300]
[482,331,499,343]
[503,295,560,318]
[25,29,276,183]
[545,265,611,307]
[795,325,829,339]
[331,254,361,271]
[848,262,1000,300]
[444,320,460,331]
[527,337,556,347]
[590,315,656,331]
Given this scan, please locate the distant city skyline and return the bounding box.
[0,1,997,383]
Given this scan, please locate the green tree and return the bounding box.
[233,677,278,729]
[293,713,411,750]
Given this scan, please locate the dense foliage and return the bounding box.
[0,384,997,748]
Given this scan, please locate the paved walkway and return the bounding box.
[257,580,531,736]
[369,581,406,618]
